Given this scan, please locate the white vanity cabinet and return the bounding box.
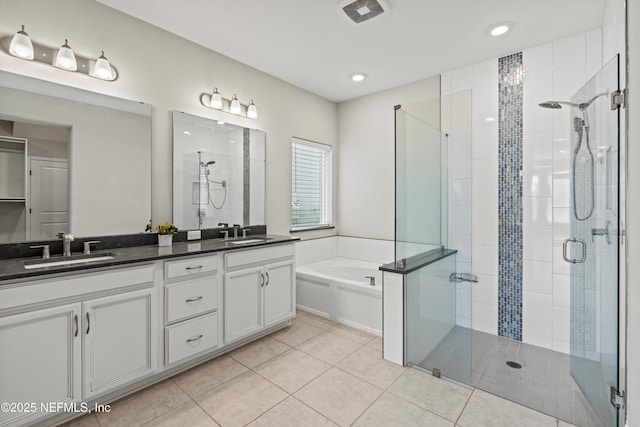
[0,264,156,427]
[82,288,156,399]
[0,303,82,427]
[163,254,222,365]
[223,244,295,344]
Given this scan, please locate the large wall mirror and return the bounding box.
[172,111,265,230]
[0,71,152,244]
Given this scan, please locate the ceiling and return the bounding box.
[97,0,606,103]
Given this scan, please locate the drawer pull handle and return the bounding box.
[185,265,203,271]
[185,296,203,303]
[260,273,265,287]
[186,334,204,343]
[74,314,78,337]
[86,312,90,334]
[265,272,270,286]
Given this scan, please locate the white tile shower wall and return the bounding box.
[521,30,601,352]
[443,31,601,348]
[442,66,480,330]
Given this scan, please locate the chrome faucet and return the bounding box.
[58,232,75,257]
[233,224,242,239]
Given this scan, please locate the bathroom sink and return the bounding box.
[228,238,269,245]
[23,253,116,269]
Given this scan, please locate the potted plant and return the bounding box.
[156,222,178,247]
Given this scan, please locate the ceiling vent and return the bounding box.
[337,0,390,25]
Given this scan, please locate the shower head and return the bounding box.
[200,160,216,167]
[538,100,581,109]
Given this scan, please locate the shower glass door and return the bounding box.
[568,55,620,427]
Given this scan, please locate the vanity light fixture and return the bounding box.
[1,28,118,81]
[199,89,258,119]
[210,88,223,109]
[229,94,241,115]
[92,51,113,80]
[246,100,258,119]
[54,39,77,70]
[9,25,34,60]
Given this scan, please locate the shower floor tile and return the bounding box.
[417,327,606,427]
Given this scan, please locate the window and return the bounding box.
[291,137,332,230]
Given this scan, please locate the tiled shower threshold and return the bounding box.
[417,327,606,427]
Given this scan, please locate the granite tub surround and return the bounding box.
[0,226,297,282]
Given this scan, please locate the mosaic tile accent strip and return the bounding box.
[498,52,524,341]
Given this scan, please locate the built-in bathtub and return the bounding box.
[296,257,382,335]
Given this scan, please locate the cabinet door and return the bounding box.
[83,288,156,399]
[0,303,81,427]
[224,267,263,343]
[264,260,295,328]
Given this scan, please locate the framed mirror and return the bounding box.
[172,111,265,230]
[0,71,152,244]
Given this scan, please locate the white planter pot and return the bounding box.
[158,234,173,247]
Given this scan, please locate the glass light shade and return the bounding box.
[92,51,113,80]
[55,40,77,71]
[247,100,258,119]
[229,94,241,115]
[9,26,34,60]
[210,88,223,109]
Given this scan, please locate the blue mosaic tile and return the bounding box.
[498,52,523,341]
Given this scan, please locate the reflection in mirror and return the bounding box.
[172,111,265,230]
[0,71,152,244]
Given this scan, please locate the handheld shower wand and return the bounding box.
[538,92,606,221]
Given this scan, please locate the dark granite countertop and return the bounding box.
[379,248,457,274]
[0,234,299,284]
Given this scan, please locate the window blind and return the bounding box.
[291,138,332,229]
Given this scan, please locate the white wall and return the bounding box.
[0,0,338,238]
[337,77,440,241]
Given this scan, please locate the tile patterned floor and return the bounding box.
[62,310,580,427]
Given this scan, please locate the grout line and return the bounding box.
[454,387,476,425]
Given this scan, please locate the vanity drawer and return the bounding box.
[165,255,219,280]
[165,276,218,323]
[225,244,294,269]
[165,312,219,365]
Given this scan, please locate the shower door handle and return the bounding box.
[563,238,586,263]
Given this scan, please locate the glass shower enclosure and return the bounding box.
[566,55,621,427]
[394,106,448,263]
[395,106,472,385]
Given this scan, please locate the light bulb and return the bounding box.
[92,51,113,80]
[55,39,77,71]
[229,94,241,115]
[210,88,223,109]
[247,100,258,119]
[9,25,34,60]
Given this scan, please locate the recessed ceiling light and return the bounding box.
[490,24,510,36]
[351,73,366,82]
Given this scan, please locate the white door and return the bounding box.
[83,288,156,399]
[29,158,68,240]
[0,303,82,427]
[224,267,263,343]
[264,260,295,327]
